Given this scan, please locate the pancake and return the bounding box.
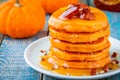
[50,36,110,52]
[49,26,110,43]
[44,54,110,68]
[48,7,108,33]
[50,47,110,61]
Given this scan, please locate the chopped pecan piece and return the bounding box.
[111,60,119,64]
[103,65,109,72]
[40,50,47,55]
[112,52,118,58]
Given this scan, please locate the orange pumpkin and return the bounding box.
[40,0,79,13]
[0,0,45,38]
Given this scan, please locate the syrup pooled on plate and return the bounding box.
[40,51,119,76]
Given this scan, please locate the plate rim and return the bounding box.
[24,36,120,79]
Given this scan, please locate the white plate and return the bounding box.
[24,36,120,79]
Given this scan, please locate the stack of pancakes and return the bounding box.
[47,6,111,69]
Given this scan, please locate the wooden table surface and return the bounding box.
[0,0,120,80]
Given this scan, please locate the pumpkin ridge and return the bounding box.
[23,5,45,35]
[21,6,32,37]
[22,6,37,36]
[0,4,13,35]
[6,7,24,38]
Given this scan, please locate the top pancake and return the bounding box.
[48,7,108,32]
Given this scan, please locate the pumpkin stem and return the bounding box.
[15,0,22,7]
